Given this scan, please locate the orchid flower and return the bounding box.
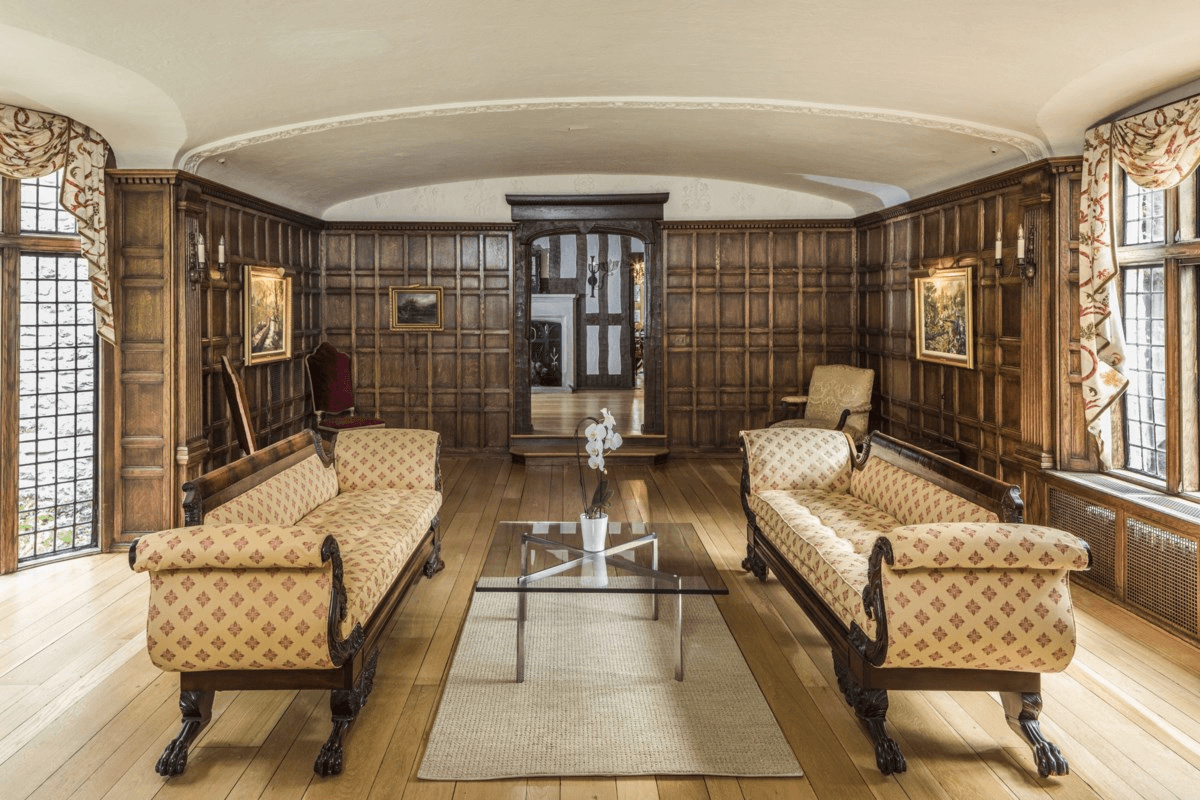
[576,408,623,518]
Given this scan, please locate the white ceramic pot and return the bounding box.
[579,513,609,552]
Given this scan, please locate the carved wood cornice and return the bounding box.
[323,221,516,233]
[854,158,1083,227]
[107,169,324,229]
[661,219,856,231]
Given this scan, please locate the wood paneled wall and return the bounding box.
[320,225,513,452]
[854,160,1081,516]
[106,171,322,549]
[661,223,857,451]
[195,185,323,469]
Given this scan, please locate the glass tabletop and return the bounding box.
[477,520,728,595]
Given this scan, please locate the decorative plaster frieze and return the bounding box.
[179,97,1049,171]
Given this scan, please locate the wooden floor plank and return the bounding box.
[2,456,1200,800]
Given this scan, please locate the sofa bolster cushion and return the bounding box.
[335,428,441,493]
[884,523,1091,572]
[740,428,854,494]
[132,524,331,572]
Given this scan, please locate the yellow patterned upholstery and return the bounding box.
[774,364,874,443]
[741,427,1089,673]
[133,429,442,673]
[204,453,340,525]
[850,457,998,526]
[334,427,440,492]
[886,523,1091,571]
[741,427,854,494]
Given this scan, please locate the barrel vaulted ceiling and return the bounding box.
[3,0,1200,220]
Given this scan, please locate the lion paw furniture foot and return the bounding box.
[740,428,1090,776]
[131,429,443,777]
[1003,691,1070,777]
[155,690,213,776]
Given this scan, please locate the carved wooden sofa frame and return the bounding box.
[740,431,1091,777]
[129,429,444,777]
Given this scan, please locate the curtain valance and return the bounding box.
[0,104,114,344]
[1079,94,1200,467]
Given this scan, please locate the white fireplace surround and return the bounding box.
[531,293,576,393]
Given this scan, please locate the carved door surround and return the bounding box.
[507,193,667,435]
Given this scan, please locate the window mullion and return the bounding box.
[1180,263,1200,492]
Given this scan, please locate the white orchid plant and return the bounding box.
[576,407,623,519]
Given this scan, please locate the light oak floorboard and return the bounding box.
[0,458,1198,800]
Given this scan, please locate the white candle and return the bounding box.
[539,250,549,279]
[197,233,206,264]
[218,236,226,264]
[1016,225,1025,260]
[994,228,1002,261]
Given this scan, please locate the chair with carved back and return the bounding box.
[305,343,385,435]
[773,364,875,445]
[220,355,257,456]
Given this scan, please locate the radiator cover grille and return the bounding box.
[1126,517,1198,635]
[1049,488,1116,591]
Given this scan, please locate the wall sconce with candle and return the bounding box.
[585,255,620,298]
[188,229,228,289]
[993,223,1036,282]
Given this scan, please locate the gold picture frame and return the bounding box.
[915,266,974,369]
[244,265,293,365]
[390,286,444,330]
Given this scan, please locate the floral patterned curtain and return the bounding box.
[1079,95,1200,467]
[0,104,114,344]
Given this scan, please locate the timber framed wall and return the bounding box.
[661,222,857,451]
[106,170,322,549]
[854,160,1079,519]
[320,224,514,452]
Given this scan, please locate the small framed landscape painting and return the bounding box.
[390,286,444,331]
[244,265,293,365]
[914,266,974,369]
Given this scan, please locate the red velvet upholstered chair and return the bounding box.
[304,343,385,434]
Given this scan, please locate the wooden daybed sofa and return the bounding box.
[129,427,444,777]
[740,427,1091,777]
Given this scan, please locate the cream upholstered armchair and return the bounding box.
[773,364,874,444]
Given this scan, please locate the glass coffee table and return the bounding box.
[477,521,728,682]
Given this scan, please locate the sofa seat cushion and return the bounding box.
[751,489,902,637]
[850,457,998,526]
[299,488,441,631]
[205,453,340,526]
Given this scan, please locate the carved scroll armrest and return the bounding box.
[884,523,1091,572]
[130,524,330,572]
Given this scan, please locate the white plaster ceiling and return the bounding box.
[3,0,1200,220]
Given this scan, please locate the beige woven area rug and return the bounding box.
[418,579,803,780]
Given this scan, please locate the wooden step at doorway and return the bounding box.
[510,433,669,465]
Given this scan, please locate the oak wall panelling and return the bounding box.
[853,159,1082,521]
[320,224,514,452]
[660,221,857,452]
[106,170,322,549]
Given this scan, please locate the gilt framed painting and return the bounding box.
[914,266,974,369]
[390,286,444,330]
[244,265,293,365]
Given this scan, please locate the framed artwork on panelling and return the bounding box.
[390,285,444,330]
[245,265,293,365]
[915,266,974,369]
